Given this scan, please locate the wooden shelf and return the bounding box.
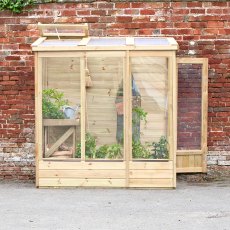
[43,119,79,126]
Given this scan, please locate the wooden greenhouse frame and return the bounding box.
[32,24,179,188]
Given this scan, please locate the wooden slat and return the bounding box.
[177,150,203,155]
[177,58,206,64]
[129,161,173,170]
[43,119,79,126]
[39,169,125,179]
[129,170,173,179]
[194,155,202,167]
[80,57,86,161]
[177,167,203,173]
[39,161,126,170]
[202,59,208,173]
[31,37,47,47]
[39,178,125,187]
[130,51,174,57]
[33,45,178,52]
[171,52,177,188]
[35,53,40,187]
[129,178,173,188]
[189,155,195,168]
[38,52,85,58]
[182,155,189,169]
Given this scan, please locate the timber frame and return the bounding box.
[32,24,208,188]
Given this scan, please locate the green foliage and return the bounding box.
[0,0,34,13]
[42,88,68,119]
[106,144,122,159]
[132,141,151,159]
[95,144,109,159]
[75,133,122,159]
[151,136,169,159]
[132,106,148,125]
[75,133,96,159]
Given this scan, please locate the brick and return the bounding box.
[187,2,202,8]
[91,10,106,16]
[61,10,76,17]
[131,2,144,8]
[115,3,130,9]
[0,1,230,181]
[140,9,155,15]
[207,21,224,28]
[116,16,132,23]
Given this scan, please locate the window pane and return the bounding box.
[131,57,169,159]
[85,56,124,160]
[42,57,81,159]
[177,63,202,150]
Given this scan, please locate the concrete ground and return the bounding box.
[0,180,229,230]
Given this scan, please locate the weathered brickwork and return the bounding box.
[0,1,230,180]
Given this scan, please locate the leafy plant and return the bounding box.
[75,133,122,159]
[151,136,169,159]
[42,88,68,119]
[95,144,108,159]
[132,140,151,159]
[0,0,34,13]
[132,106,148,125]
[106,144,122,159]
[75,133,96,159]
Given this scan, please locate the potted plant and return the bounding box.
[42,88,68,119]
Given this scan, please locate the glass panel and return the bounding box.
[88,38,126,46]
[131,57,169,159]
[42,57,81,159]
[177,64,202,150]
[134,38,169,46]
[84,55,124,160]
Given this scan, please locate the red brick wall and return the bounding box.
[0,1,230,180]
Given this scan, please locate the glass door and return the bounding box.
[41,56,82,159]
[82,52,125,161]
[130,56,169,160]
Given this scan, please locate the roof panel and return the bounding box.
[88,38,126,46]
[134,38,169,46]
[40,40,80,46]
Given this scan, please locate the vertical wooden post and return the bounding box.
[167,54,173,161]
[171,52,177,188]
[80,55,86,161]
[202,59,208,173]
[124,51,131,187]
[35,54,43,187]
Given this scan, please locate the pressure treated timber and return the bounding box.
[32,32,178,188]
[39,169,126,179]
[129,179,173,188]
[129,170,173,179]
[39,161,126,170]
[39,178,126,187]
[129,161,173,170]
